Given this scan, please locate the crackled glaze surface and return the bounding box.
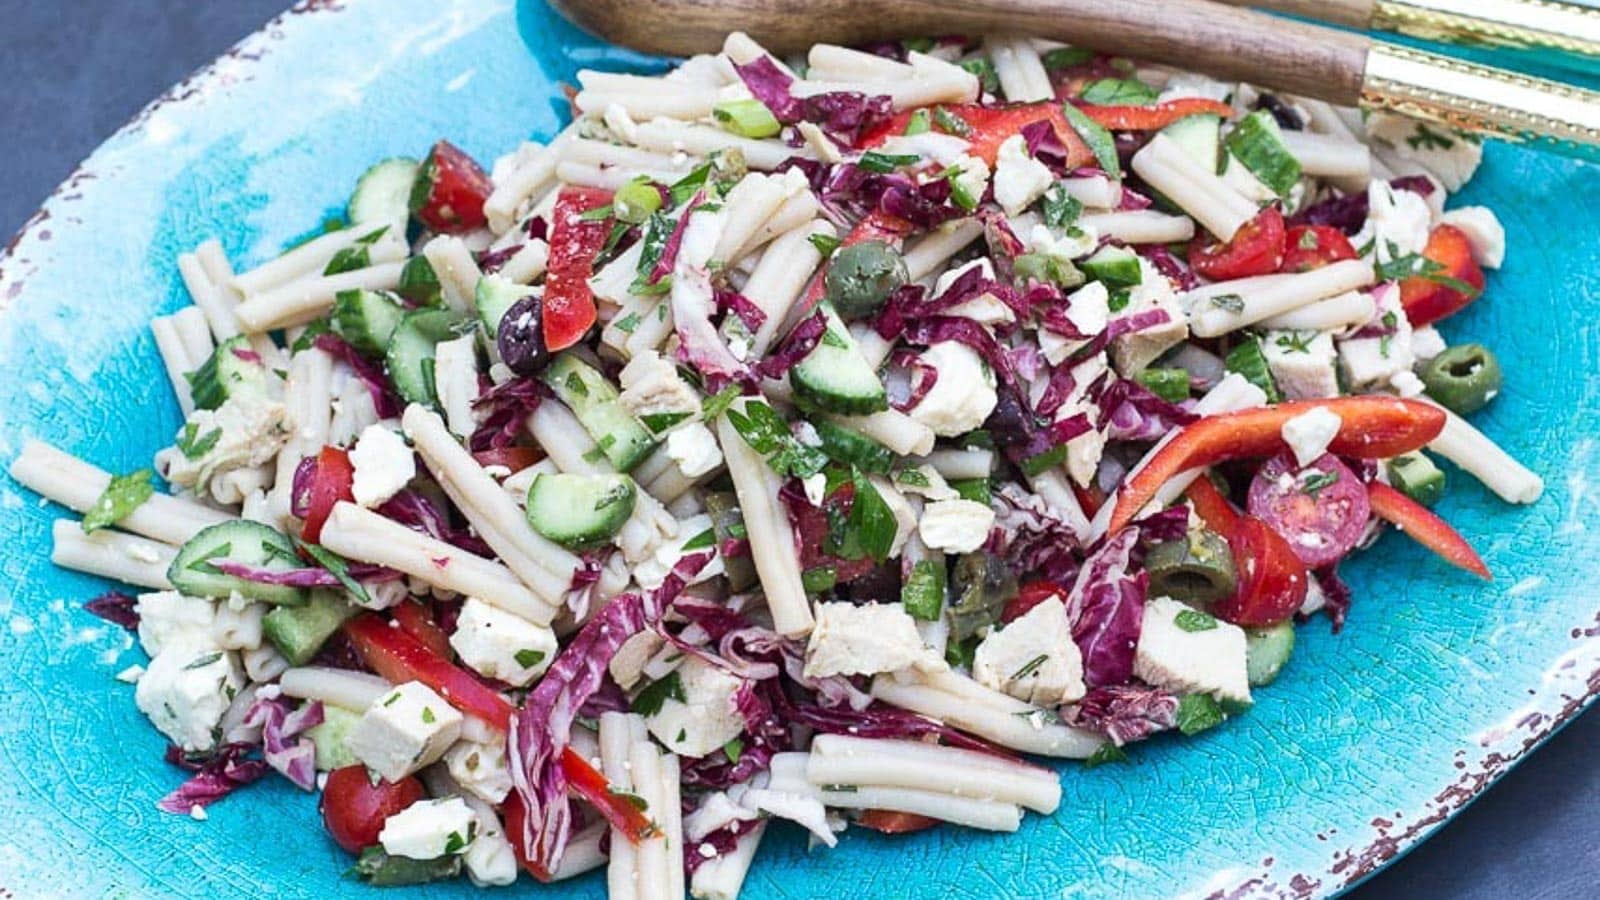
[1,1,1598,897]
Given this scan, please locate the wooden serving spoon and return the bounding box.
[546,0,1600,159]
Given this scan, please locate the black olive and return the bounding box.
[497,294,549,376]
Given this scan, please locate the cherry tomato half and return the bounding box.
[1280,225,1357,273]
[320,765,425,854]
[471,445,544,474]
[1246,454,1370,569]
[1189,206,1286,281]
[297,446,354,545]
[1211,515,1309,627]
[410,140,493,234]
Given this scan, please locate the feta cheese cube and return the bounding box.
[447,597,558,687]
[348,681,464,782]
[1109,259,1188,375]
[993,135,1053,216]
[158,394,289,502]
[349,424,416,508]
[1352,180,1433,265]
[1261,330,1338,400]
[461,803,519,886]
[644,656,746,758]
[1281,406,1343,468]
[618,349,702,420]
[1038,282,1111,366]
[666,422,724,478]
[1133,596,1251,704]
[379,797,478,860]
[445,737,514,804]
[972,597,1086,706]
[919,499,996,554]
[1026,222,1098,263]
[804,602,930,679]
[1411,325,1447,362]
[908,341,998,437]
[876,131,972,167]
[633,513,726,590]
[134,643,244,753]
[1439,206,1505,269]
[135,590,218,657]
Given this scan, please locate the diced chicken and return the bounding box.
[1133,596,1251,704]
[972,597,1086,706]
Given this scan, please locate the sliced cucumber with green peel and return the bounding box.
[347,157,419,226]
[396,255,442,308]
[263,588,356,665]
[306,704,363,771]
[475,274,532,339]
[385,308,462,407]
[1079,245,1143,288]
[168,521,309,607]
[1162,113,1222,174]
[1386,452,1446,507]
[188,336,274,411]
[1245,620,1296,687]
[811,418,893,473]
[789,304,888,416]
[332,288,407,357]
[541,354,657,472]
[525,472,637,549]
[1224,111,1301,198]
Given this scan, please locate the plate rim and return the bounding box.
[1,2,1596,897]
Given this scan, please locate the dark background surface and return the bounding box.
[0,2,1595,897]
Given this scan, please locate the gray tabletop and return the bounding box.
[0,1,1594,897]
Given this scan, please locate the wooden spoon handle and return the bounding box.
[552,0,1371,104]
[1220,0,1375,29]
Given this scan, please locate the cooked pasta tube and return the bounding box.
[718,404,813,637]
[10,439,232,544]
[871,671,1103,758]
[806,734,1061,813]
[986,35,1052,102]
[1423,398,1544,504]
[1080,210,1196,245]
[746,219,833,356]
[1186,258,1375,337]
[235,261,406,331]
[1132,134,1259,242]
[422,234,485,317]
[50,520,175,590]
[278,666,392,711]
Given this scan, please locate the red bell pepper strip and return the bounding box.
[1107,397,1446,534]
[559,746,659,842]
[1001,578,1069,624]
[343,613,516,730]
[390,600,453,660]
[1184,476,1241,535]
[500,791,551,881]
[860,102,1094,169]
[1189,205,1286,280]
[542,186,614,351]
[1367,482,1491,579]
[470,445,544,474]
[410,140,494,234]
[856,809,941,834]
[1074,98,1233,131]
[1398,224,1486,327]
[297,446,354,545]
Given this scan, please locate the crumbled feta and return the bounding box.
[1411,325,1447,362]
[1261,330,1339,400]
[907,341,998,437]
[804,602,930,679]
[447,597,557,688]
[1027,221,1098,263]
[633,513,726,590]
[1351,180,1433,265]
[1038,281,1111,366]
[348,681,464,782]
[1338,285,1415,391]
[189,804,208,821]
[644,656,746,758]
[349,424,415,508]
[432,335,482,439]
[1366,112,1483,191]
[1133,596,1251,704]
[461,803,519,887]
[972,597,1086,706]
[618,349,702,419]
[801,472,828,506]
[116,664,146,684]
[1280,406,1343,468]
[445,737,515,804]
[134,590,218,657]
[1439,206,1505,269]
[134,643,243,753]
[993,135,1054,216]
[919,498,996,554]
[666,422,724,478]
[379,797,478,860]
[1109,258,1189,375]
[157,394,288,503]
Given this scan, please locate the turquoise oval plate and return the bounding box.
[2,2,1598,896]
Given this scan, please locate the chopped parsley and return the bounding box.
[514,648,546,669]
[1174,609,1218,633]
[631,670,686,717]
[723,738,745,764]
[1300,471,1340,498]
[176,424,222,460]
[1083,742,1129,768]
[1175,693,1225,736]
[1078,77,1158,106]
[1274,331,1314,354]
[1011,653,1050,680]
[1375,244,1481,298]
[82,469,154,534]
[808,233,841,257]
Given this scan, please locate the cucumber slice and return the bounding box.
[1079,245,1143,288]
[167,521,309,607]
[348,157,419,226]
[188,336,274,411]
[332,289,407,357]
[1386,452,1446,507]
[1224,111,1301,199]
[385,308,463,407]
[475,274,532,339]
[541,354,657,472]
[789,304,889,416]
[306,704,363,771]
[1245,620,1296,687]
[397,255,443,308]
[1161,113,1222,174]
[263,588,356,665]
[811,418,894,473]
[525,472,637,549]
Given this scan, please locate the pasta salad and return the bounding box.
[11,29,1542,896]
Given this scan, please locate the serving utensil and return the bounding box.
[547,0,1600,162]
